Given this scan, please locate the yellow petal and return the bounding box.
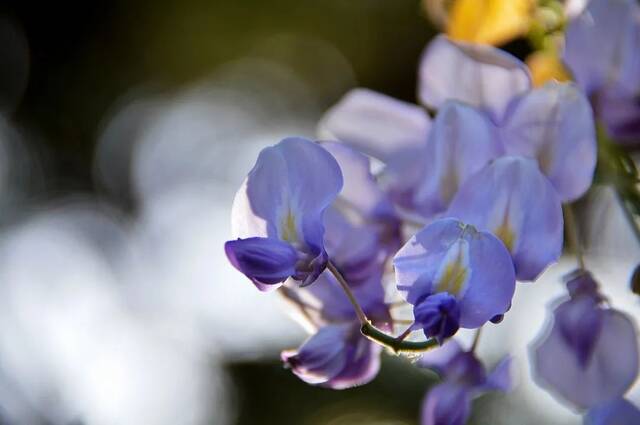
[447,0,535,46]
[526,50,571,87]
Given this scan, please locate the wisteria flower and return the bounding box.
[394,218,515,342]
[225,137,343,291]
[419,340,512,425]
[584,398,640,425]
[500,82,597,201]
[447,156,564,281]
[408,101,503,218]
[280,172,392,389]
[532,271,639,410]
[420,36,597,201]
[418,34,531,123]
[564,0,640,143]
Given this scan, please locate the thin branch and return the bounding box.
[327,261,367,325]
[327,261,439,353]
[563,204,585,270]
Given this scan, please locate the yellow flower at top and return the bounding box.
[447,0,535,46]
[526,50,571,87]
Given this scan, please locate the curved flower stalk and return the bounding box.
[394,218,516,342]
[447,156,564,281]
[564,0,640,144]
[280,197,393,388]
[225,137,343,291]
[419,340,512,425]
[532,270,639,418]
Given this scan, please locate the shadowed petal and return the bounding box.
[595,92,640,144]
[585,398,640,425]
[533,305,639,409]
[225,237,298,291]
[483,356,513,392]
[418,35,531,123]
[421,383,471,425]
[564,0,640,96]
[418,340,464,375]
[320,88,431,161]
[411,101,503,218]
[282,323,382,389]
[501,82,597,201]
[321,141,396,221]
[447,156,564,281]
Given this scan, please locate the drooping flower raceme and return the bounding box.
[532,271,639,411]
[394,218,516,342]
[419,36,598,202]
[279,209,392,389]
[280,143,394,389]
[447,156,564,281]
[225,137,343,291]
[564,0,640,143]
[419,340,512,425]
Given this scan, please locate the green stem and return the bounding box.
[563,204,585,270]
[361,323,438,354]
[327,261,439,353]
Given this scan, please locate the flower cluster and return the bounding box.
[224,1,640,423]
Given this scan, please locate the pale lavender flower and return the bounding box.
[225,137,343,291]
[419,340,512,425]
[447,156,564,281]
[532,271,639,410]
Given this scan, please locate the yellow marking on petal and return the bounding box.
[494,212,516,252]
[447,0,534,46]
[526,51,571,87]
[435,240,470,296]
[280,209,298,242]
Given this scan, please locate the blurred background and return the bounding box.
[0,1,637,424]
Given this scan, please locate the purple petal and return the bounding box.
[419,339,464,375]
[394,218,516,328]
[414,293,461,344]
[421,383,471,425]
[595,91,640,144]
[231,137,343,251]
[282,323,382,389]
[501,82,597,201]
[447,156,564,281]
[418,35,531,123]
[411,101,503,218]
[321,141,396,220]
[585,398,640,425]
[282,324,349,385]
[483,356,513,393]
[224,237,298,291]
[532,305,639,409]
[564,0,640,96]
[557,297,604,367]
[320,88,431,161]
